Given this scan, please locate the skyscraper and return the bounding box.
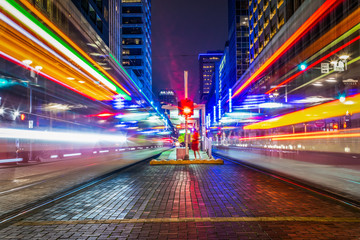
[120,0,152,93]
[71,0,110,46]
[198,52,223,103]
[228,0,249,86]
[248,0,305,64]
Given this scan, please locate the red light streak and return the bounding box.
[96,113,115,117]
[239,130,338,141]
[232,0,342,98]
[272,133,360,141]
[239,128,360,141]
[266,35,360,94]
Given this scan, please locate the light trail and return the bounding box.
[244,93,360,130]
[0,0,131,99]
[18,0,131,96]
[232,0,342,98]
[266,35,360,94]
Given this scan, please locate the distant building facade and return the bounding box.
[198,52,223,103]
[228,0,249,86]
[248,0,305,63]
[109,0,121,61]
[158,89,177,106]
[120,0,152,93]
[71,0,109,45]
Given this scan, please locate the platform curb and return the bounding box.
[150,159,223,165]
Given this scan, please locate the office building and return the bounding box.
[199,51,223,103]
[158,89,177,106]
[228,0,250,86]
[248,0,305,63]
[71,0,109,46]
[121,0,152,93]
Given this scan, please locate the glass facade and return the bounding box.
[121,0,152,94]
[228,0,249,86]
[198,52,223,103]
[211,0,360,157]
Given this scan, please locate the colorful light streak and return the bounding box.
[0,29,111,100]
[0,0,131,100]
[109,53,170,127]
[266,35,360,94]
[232,0,342,98]
[272,133,360,141]
[0,51,97,100]
[0,12,104,88]
[255,12,360,94]
[0,128,127,143]
[240,128,360,141]
[240,130,341,141]
[244,93,360,130]
[17,0,131,97]
[288,55,360,94]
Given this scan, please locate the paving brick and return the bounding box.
[0,161,360,239]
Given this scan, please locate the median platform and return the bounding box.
[150,148,223,165]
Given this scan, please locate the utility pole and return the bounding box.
[184,71,189,160]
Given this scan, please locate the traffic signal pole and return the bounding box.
[184,71,189,160]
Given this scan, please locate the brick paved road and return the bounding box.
[1,159,360,239]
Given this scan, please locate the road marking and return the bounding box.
[16,217,360,226]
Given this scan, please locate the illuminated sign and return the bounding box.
[213,106,216,123]
[229,88,232,113]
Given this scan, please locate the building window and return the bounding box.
[96,0,102,11]
[89,4,96,23]
[81,0,89,12]
[122,38,142,45]
[42,0,48,11]
[122,27,143,34]
[122,48,142,55]
[122,0,141,2]
[133,69,143,77]
[96,15,103,32]
[122,17,143,24]
[122,6,143,14]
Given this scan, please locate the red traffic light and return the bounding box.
[178,99,194,116]
[20,113,26,121]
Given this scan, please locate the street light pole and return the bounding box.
[184,71,189,160]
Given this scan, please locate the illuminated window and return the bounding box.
[122,0,141,2]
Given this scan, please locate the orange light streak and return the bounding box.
[0,24,113,100]
[18,0,131,96]
[263,7,360,90]
[232,0,341,98]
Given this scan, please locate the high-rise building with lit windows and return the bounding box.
[199,52,223,103]
[158,89,177,106]
[120,0,152,93]
[228,0,249,86]
[248,0,305,63]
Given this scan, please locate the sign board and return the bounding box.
[331,60,347,72]
[321,63,329,73]
[28,120,33,129]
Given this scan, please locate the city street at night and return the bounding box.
[1,154,360,239]
[1,0,360,239]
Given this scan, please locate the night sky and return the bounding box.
[152,0,228,103]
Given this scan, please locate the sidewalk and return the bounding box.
[158,148,211,160]
[150,148,223,165]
